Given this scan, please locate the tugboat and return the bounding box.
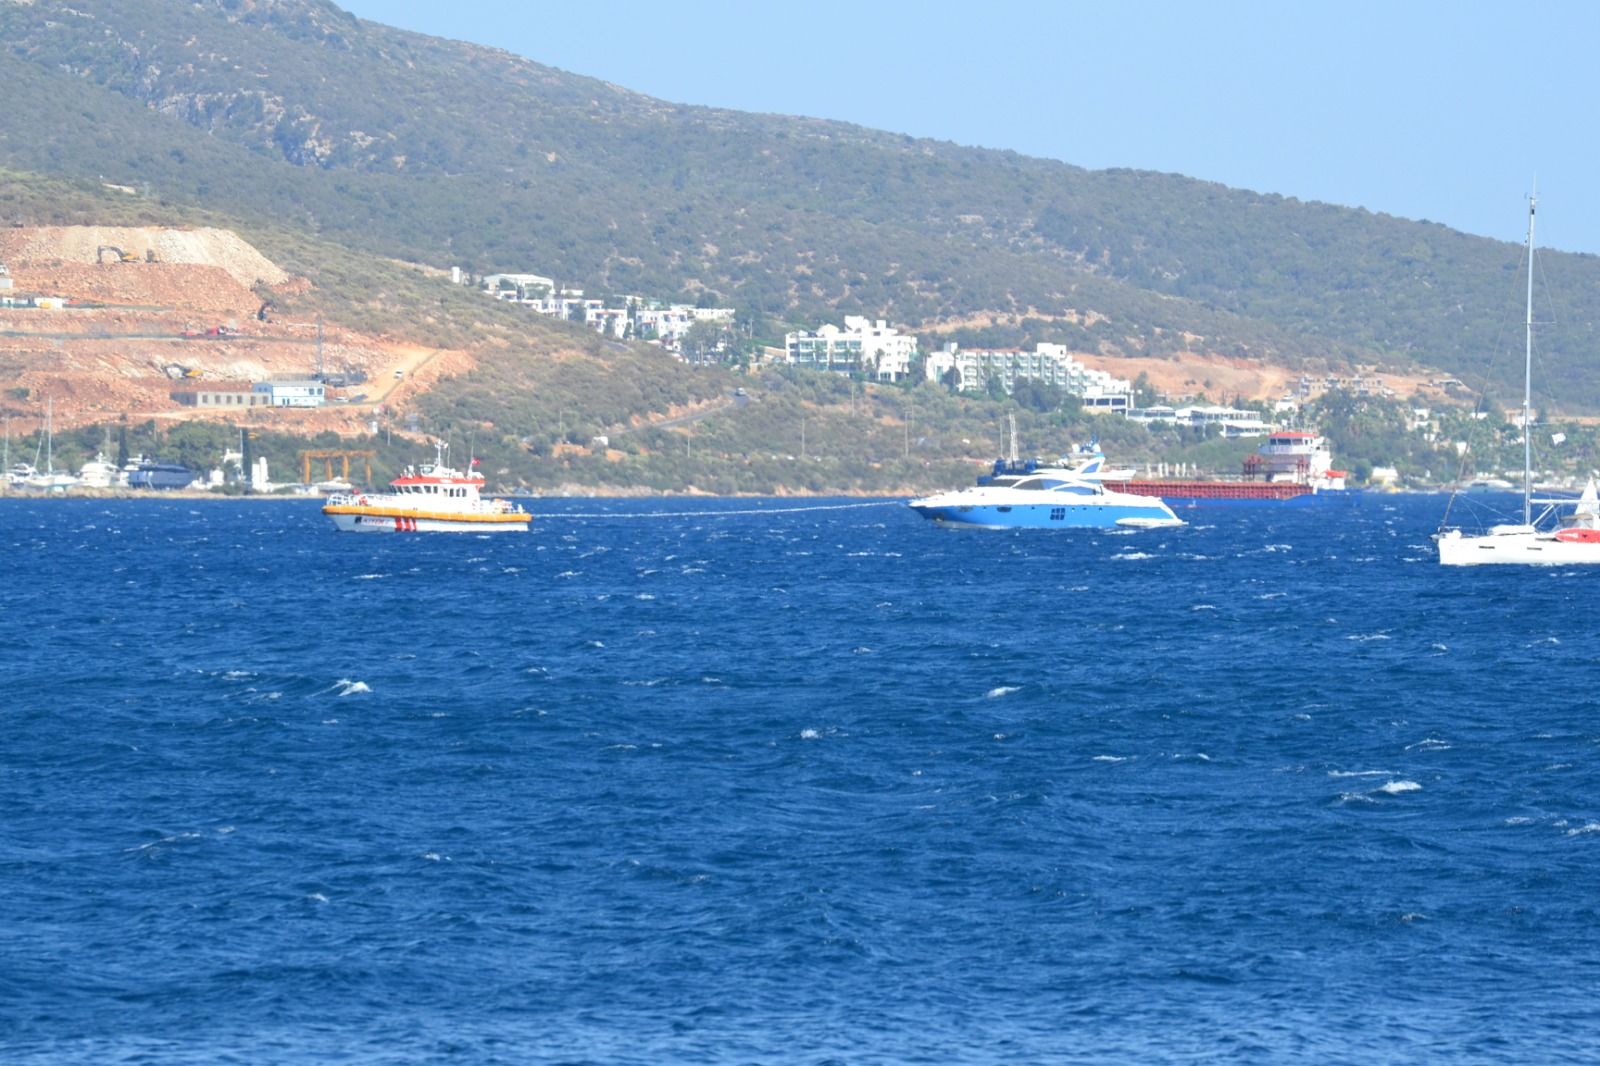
[322,440,530,533]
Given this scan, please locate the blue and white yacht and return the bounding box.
[909,432,1182,530]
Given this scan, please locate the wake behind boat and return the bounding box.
[323,440,530,533]
[909,430,1181,530]
[1436,194,1600,566]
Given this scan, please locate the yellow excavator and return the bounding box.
[97,245,139,263]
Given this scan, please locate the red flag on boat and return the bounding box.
[471,458,481,466]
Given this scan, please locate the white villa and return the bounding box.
[636,304,736,350]
[483,273,555,296]
[478,272,735,351]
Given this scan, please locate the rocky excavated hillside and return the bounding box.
[0,225,475,433]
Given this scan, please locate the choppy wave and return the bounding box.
[5,494,1598,1064]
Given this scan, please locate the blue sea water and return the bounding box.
[4,494,1600,1064]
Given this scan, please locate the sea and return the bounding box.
[4,493,1599,1064]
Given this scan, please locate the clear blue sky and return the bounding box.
[337,1,1600,255]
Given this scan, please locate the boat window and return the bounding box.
[1015,478,1046,491]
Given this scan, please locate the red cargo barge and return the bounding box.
[1104,431,1362,508]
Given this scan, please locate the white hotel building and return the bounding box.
[783,317,917,381]
[923,343,1133,412]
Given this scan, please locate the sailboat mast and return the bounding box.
[1524,196,1536,525]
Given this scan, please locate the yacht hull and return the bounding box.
[909,499,1181,530]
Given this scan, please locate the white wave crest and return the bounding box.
[334,679,370,697]
[1378,780,1422,794]
[985,686,1022,699]
[124,832,203,853]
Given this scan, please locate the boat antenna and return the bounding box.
[1523,191,1536,526]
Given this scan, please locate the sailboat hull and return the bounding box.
[1436,527,1600,566]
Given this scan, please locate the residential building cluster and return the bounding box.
[780,321,1142,409]
[1291,371,1398,400]
[470,274,1331,437]
[478,272,734,352]
[1126,405,1273,437]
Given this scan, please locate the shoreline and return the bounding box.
[2,485,1449,502]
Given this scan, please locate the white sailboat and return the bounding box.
[22,398,79,492]
[1435,196,1600,565]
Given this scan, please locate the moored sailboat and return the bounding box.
[1435,195,1600,566]
[21,399,79,492]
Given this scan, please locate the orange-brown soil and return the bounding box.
[0,226,470,436]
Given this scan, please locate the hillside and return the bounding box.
[0,177,1572,497]
[2,0,1599,414]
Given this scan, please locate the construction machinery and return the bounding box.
[179,325,239,339]
[96,245,139,263]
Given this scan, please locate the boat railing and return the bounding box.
[325,491,386,507]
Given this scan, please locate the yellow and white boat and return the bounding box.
[323,441,529,533]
